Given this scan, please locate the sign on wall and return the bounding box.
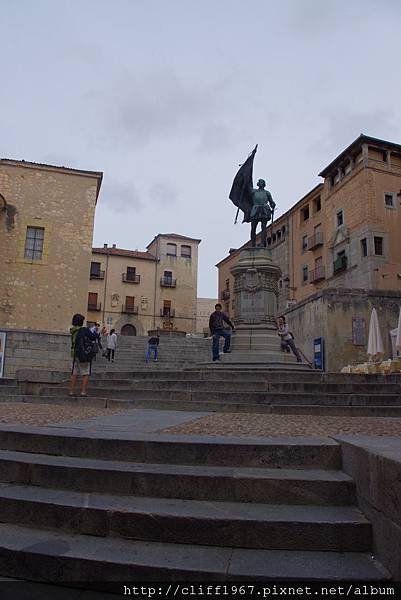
[0,332,6,378]
[352,318,366,346]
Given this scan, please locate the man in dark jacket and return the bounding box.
[209,303,235,361]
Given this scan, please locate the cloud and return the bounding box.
[100,177,142,213]
[148,180,179,209]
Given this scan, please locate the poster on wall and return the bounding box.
[0,332,6,378]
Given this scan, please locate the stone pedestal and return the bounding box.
[223,247,307,368]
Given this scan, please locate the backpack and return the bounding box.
[75,328,96,363]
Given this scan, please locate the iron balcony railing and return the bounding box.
[122,273,141,283]
[160,309,176,317]
[160,277,177,287]
[310,266,325,282]
[122,304,138,314]
[308,231,323,250]
[90,270,105,280]
[87,302,102,311]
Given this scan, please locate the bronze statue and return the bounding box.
[229,145,276,247]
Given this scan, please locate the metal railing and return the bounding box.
[160,308,176,317]
[87,302,102,311]
[310,266,325,282]
[160,277,176,287]
[122,304,138,314]
[122,273,141,283]
[90,270,105,280]
[308,231,323,250]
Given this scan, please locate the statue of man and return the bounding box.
[249,179,275,247]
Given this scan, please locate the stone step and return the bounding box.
[0,451,355,504]
[0,523,389,582]
[38,386,401,405]
[0,483,371,551]
[5,394,401,416]
[83,379,401,393]
[0,428,341,468]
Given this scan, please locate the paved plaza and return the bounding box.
[1,403,401,438]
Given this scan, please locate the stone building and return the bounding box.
[88,233,200,335]
[217,135,401,369]
[196,298,218,335]
[0,159,102,333]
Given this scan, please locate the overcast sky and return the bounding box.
[2,0,401,296]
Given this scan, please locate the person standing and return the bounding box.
[106,328,118,362]
[276,316,302,362]
[69,314,97,396]
[146,334,159,363]
[209,303,235,362]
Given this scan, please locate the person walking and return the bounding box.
[89,322,102,361]
[146,334,159,363]
[69,313,98,397]
[276,315,302,362]
[106,328,118,362]
[209,303,235,362]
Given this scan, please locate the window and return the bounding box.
[225,279,230,290]
[166,243,177,256]
[24,226,44,260]
[126,266,136,281]
[313,196,321,213]
[361,238,367,257]
[125,295,135,309]
[181,245,191,258]
[90,262,101,276]
[374,236,383,256]
[302,234,308,251]
[163,300,171,317]
[88,292,99,310]
[302,265,308,282]
[301,205,309,222]
[336,210,344,227]
[384,193,394,208]
[164,270,173,283]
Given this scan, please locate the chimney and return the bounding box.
[103,243,108,248]
[112,244,116,249]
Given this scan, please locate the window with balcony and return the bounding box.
[311,257,325,282]
[90,261,104,279]
[374,236,383,256]
[181,245,191,258]
[161,271,176,287]
[361,238,367,257]
[123,295,137,314]
[24,226,45,260]
[166,243,177,256]
[161,300,174,318]
[308,226,323,250]
[333,250,347,273]
[123,266,140,283]
[88,292,101,311]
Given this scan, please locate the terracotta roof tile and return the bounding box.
[92,247,157,261]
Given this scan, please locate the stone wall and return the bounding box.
[0,328,71,378]
[284,288,401,371]
[339,436,401,580]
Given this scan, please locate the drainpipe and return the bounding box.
[102,250,109,326]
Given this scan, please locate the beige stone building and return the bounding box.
[217,135,401,369]
[196,298,218,335]
[88,233,200,335]
[0,159,102,333]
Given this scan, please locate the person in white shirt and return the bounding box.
[276,316,302,363]
[106,329,117,362]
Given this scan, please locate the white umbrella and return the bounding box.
[367,307,384,361]
[396,306,401,353]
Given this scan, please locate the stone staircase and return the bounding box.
[5,368,398,417]
[0,428,390,583]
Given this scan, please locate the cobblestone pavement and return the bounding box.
[0,403,123,427]
[162,413,401,437]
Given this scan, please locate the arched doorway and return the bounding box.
[121,324,137,336]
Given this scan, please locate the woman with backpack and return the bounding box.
[105,329,118,362]
[69,313,98,397]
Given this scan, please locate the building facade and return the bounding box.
[0,159,102,333]
[87,233,200,335]
[217,135,401,368]
[196,298,218,335]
